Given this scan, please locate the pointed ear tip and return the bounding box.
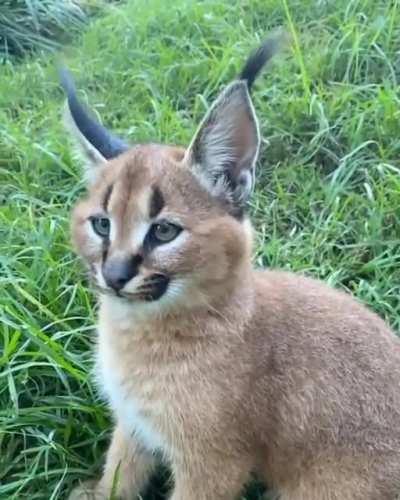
[239,28,290,89]
[267,27,291,45]
[257,28,291,57]
[224,79,251,97]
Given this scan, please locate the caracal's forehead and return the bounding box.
[89,144,225,224]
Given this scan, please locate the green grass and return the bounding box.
[1,0,400,498]
[0,0,91,59]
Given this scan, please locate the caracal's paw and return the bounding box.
[68,480,108,500]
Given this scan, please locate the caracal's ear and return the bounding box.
[59,67,128,184]
[185,34,283,215]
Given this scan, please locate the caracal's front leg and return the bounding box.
[169,452,253,500]
[69,423,157,500]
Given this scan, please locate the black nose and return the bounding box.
[102,255,142,292]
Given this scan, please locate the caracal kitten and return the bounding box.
[62,37,400,500]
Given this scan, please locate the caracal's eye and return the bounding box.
[152,221,181,243]
[90,216,110,238]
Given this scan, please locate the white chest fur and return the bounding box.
[96,331,168,453]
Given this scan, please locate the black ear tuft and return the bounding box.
[59,67,128,161]
[239,32,284,90]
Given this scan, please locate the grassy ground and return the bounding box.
[1,0,400,498]
[0,0,88,59]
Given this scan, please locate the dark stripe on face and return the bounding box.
[102,238,109,264]
[149,186,165,218]
[102,184,114,212]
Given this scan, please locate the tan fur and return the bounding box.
[67,142,400,500]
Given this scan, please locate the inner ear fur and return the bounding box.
[186,81,260,209]
[184,35,283,211]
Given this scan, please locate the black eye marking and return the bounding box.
[102,184,114,212]
[149,186,165,219]
[90,216,111,238]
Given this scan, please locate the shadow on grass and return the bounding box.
[144,466,269,499]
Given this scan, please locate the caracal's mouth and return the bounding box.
[95,273,170,303]
[121,274,170,302]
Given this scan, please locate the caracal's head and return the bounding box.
[62,36,280,314]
